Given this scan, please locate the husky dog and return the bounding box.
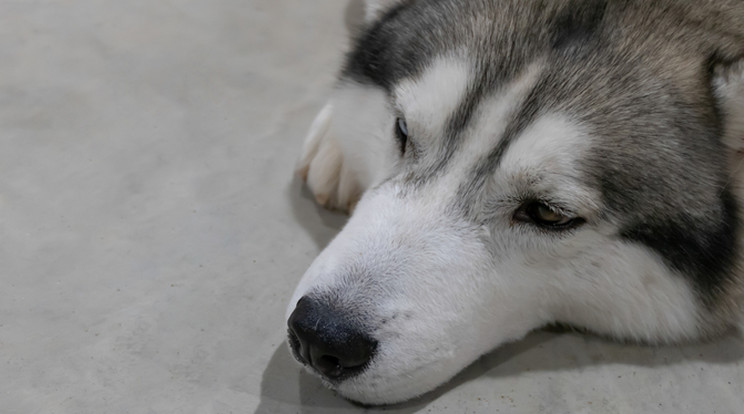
[286,0,744,405]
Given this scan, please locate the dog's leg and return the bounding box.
[297,82,394,213]
[297,103,358,211]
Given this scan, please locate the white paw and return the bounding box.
[296,103,362,212]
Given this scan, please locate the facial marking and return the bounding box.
[393,55,471,144]
[443,61,546,210]
[496,113,600,217]
[457,61,545,160]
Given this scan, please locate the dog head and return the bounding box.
[287,0,744,405]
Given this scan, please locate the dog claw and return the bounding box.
[298,103,365,213]
[315,193,330,207]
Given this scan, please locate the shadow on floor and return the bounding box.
[286,172,349,250]
[256,329,744,413]
[253,331,541,413]
[254,342,357,414]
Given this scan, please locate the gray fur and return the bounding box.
[342,0,744,313]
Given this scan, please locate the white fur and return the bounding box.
[714,60,744,155]
[459,61,544,159]
[495,115,700,341]
[296,103,342,207]
[289,181,545,403]
[289,55,743,404]
[394,55,471,142]
[363,0,405,23]
[496,114,601,217]
[297,84,393,210]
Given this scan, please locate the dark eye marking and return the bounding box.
[514,201,585,230]
[395,117,408,155]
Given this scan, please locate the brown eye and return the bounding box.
[515,201,583,229]
[531,203,569,224]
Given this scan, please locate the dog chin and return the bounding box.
[327,359,466,406]
[333,380,423,407]
[288,347,443,406]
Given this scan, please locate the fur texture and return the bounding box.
[288,0,744,405]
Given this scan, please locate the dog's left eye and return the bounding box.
[515,201,583,230]
[395,117,408,155]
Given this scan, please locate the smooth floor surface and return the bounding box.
[1,1,743,413]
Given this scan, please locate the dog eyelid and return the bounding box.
[395,117,409,155]
[513,200,584,231]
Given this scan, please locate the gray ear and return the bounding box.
[364,0,406,23]
[713,59,744,157]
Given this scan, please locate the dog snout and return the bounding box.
[287,296,377,381]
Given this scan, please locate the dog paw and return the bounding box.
[296,103,361,212]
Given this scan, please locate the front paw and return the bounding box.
[296,103,361,212]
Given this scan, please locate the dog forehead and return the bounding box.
[497,114,591,189]
[387,55,599,201]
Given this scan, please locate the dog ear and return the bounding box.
[363,0,407,23]
[712,58,744,164]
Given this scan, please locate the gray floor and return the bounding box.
[1,1,743,413]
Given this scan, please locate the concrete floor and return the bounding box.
[1,1,743,413]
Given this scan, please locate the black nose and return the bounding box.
[288,296,377,380]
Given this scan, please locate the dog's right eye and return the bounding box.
[395,117,409,155]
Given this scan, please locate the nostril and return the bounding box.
[287,329,307,364]
[316,355,343,379]
[287,295,377,381]
[310,338,375,379]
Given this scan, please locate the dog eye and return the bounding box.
[515,201,583,230]
[395,117,408,155]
